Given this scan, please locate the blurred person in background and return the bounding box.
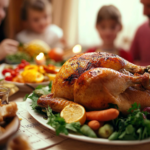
[130,0,150,66]
[86,5,133,62]
[16,0,65,48]
[0,0,19,63]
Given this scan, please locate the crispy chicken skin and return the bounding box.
[38,52,150,113]
[37,93,76,112]
[52,52,147,100]
[74,68,150,113]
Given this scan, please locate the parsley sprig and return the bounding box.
[109,103,150,140]
[46,106,81,135]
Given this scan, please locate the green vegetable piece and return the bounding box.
[48,82,52,92]
[98,124,113,138]
[35,85,45,89]
[142,127,148,139]
[119,134,136,140]
[54,117,68,135]
[118,131,126,139]
[29,93,39,110]
[137,128,143,140]
[66,122,81,133]
[125,125,135,134]
[23,94,29,101]
[108,131,120,140]
[34,88,49,97]
[47,106,68,135]
[80,125,97,138]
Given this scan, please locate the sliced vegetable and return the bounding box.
[2,68,12,76]
[60,104,86,125]
[5,75,13,81]
[10,70,18,77]
[43,65,57,74]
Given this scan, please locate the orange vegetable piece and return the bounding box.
[86,108,119,122]
[88,120,103,131]
[12,75,24,83]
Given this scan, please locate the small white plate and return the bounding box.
[26,97,150,145]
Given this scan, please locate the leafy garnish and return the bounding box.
[110,102,150,140]
[128,103,140,113]
[66,122,81,133]
[48,82,52,92]
[23,94,29,101]
[34,87,50,97]
[28,92,39,110]
[46,106,81,135]
[28,82,52,114]
[35,85,45,89]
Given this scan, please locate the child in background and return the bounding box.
[86,5,132,62]
[16,0,64,48]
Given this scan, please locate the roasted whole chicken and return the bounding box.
[38,52,150,113]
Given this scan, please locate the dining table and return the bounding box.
[9,90,150,150]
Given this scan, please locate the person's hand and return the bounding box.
[0,39,19,60]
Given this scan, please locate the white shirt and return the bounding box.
[16,24,63,48]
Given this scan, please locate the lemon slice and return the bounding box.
[22,70,37,83]
[24,65,38,71]
[22,70,44,83]
[35,72,44,83]
[47,73,56,81]
[60,104,86,125]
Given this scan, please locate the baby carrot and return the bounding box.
[88,120,103,131]
[86,108,119,121]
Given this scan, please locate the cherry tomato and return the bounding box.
[21,59,27,64]
[24,62,30,66]
[5,75,13,81]
[14,68,19,74]
[48,48,64,62]
[10,70,18,77]
[21,60,30,65]
[18,63,26,70]
[2,68,12,76]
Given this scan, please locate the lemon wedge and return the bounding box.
[60,104,86,125]
[47,73,56,81]
[22,70,44,83]
[24,65,38,71]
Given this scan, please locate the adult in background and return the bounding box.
[0,0,18,63]
[130,0,150,66]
